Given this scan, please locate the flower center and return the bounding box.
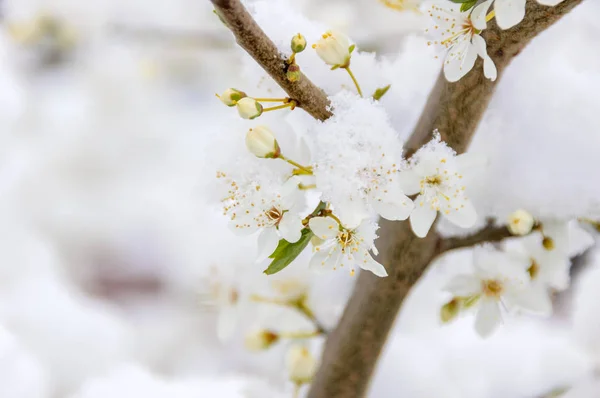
[265,207,283,226]
[527,259,540,280]
[481,280,504,299]
[425,175,443,186]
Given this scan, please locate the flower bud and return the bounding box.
[218,88,246,107]
[312,30,351,68]
[244,329,279,351]
[246,126,280,158]
[286,64,301,82]
[542,236,555,251]
[236,97,263,119]
[440,298,461,323]
[290,33,307,53]
[286,345,317,384]
[507,209,534,236]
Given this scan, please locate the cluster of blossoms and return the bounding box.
[425,0,567,82]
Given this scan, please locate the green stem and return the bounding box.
[252,97,289,102]
[280,330,322,339]
[298,183,316,190]
[279,155,313,174]
[263,102,294,112]
[344,67,363,97]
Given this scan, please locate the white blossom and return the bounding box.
[425,0,497,82]
[494,0,567,30]
[445,247,549,337]
[312,31,352,68]
[308,216,387,277]
[399,133,484,238]
[245,125,280,158]
[507,209,535,235]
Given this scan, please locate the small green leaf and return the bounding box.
[348,44,356,54]
[460,0,477,11]
[449,0,473,3]
[330,65,340,70]
[263,229,313,275]
[372,84,391,101]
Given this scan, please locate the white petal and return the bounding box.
[410,197,437,238]
[443,38,477,83]
[228,220,259,236]
[471,0,494,30]
[443,199,477,228]
[542,254,571,291]
[455,152,488,176]
[494,0,527,30]
[308,217,339,240]
[372,197,414,221]
[278,214,303,243]
[217,306,237,342]
[257,227,280,260]
[335,200,368,229]
[474,298,502,338]
[309,245,340,272]
[445,274,481,296]
[511,284,553,316]
[537,0,565,4]
[359,249,387,277]
[396,171,421,195]
[472,35,497,81]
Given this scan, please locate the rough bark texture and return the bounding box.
[308,1,583,397]
[438,223,512,253]
[210,0,332,120]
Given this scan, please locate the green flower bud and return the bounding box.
[236,97,263,119]
[218,88,246,107]
[290,33,307,53]
[286,64,301,82]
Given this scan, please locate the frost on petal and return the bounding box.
[472,35,497,81]
[471,0,494,30]
[278,214,303,243]
[257,227,280,260]
[372,198,414,221]
[396,171,421,195]
[474,298,502,338]
[511,284,553,316]
[217,306,238,342]
[443,37,477,82]
[410,198,437,238]
[494,0,527,30]
[536,0,566,4]
[308,217,339,240]
[359,249,388,277]
[443,199,477,228]
[445,274,481,297]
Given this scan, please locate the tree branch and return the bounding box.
[210,0,332,120]
[308,1,584,397]
[437,223,512,253]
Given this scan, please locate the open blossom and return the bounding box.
[494,0,566,30]
[398,134,484,238]
[426,0,497,82]
[308,217,387,277]
[445,247,548,337]
[218,173,305,259]
[312,31,352,68]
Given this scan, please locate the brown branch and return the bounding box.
[308,1,584,397]
[437,223,512,253]
[210,0,332,121]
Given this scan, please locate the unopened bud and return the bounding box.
[440,298,461,323]
[244,329,279,351]
[542,236,555,251]
[507,209,534,236]
[236,97,263,119]
[291,33,307,53]
[245,126,280,158]
[286,345,317,384]
[287,64,301,82]
[218,88,246,107]
[312,30,351,68]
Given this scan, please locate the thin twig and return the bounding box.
[437,223,512,253]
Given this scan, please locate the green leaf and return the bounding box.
[263,228,313,275]
[460,0,477,11]
[449,0,472,3]
[348,44,356,54]
[372,84,391,101]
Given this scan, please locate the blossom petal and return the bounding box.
[278,214,303,243]
[257,227,280,260]
[455,152,488,177]
[410,197,437,238]
[359,249,387,277]
[445,274,481,296]
[228,220,259,236]
[471,0,494,30]
[217,306,237,342]
[537,0,565,4]
[396,171,421,195]
[309,217,339,240]
[511,284,553,316]
[443,37,477,83]
[494,0,527,30]
[443,199,477,228]
[474,298,502,338]
[472,35,497,81]
[309,245,340,272]
[372,197,414,221]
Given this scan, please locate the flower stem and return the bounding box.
[298,183,316,190]
[289,52,296,64]
[344,66,363,97]
[279,155,313,174]
[279,330,322,339]
[252,97,289,102]
[250,294,327,334]
[485,10,495,22]
[262,102,294,112]
[293,383,302,398]
[326,212,343,227]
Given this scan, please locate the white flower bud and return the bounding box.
[244,329,279,351]
[245,126,280,158]
[218,88,246,107]
[286,345,317,384]
[290,33,307,53]
[236,97,263,119]
[507,209,534,236]
[312,30,352,68]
